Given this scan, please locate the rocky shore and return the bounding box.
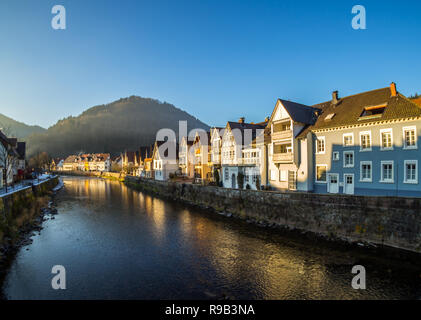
[0,180,63,299]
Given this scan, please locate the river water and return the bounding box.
[1,177,420,299]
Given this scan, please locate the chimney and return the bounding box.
[332,91,339,105]
[238,117,245,124]
[390,82,397,97]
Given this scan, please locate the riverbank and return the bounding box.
[124,176,421,259]
[53,170,125,181]
[0,177,60,297]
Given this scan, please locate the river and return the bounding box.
[1,176,420,299]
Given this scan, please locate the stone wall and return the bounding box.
[0,177,59,244]
[125,176,421,254]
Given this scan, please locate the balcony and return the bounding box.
[272,130,292,141]
[273,152,293,163]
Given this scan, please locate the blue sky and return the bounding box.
[0,0,420,128]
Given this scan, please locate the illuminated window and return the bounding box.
[315,165,327,183]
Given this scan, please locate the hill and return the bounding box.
[0,113,46,138]
[26,96,209,158]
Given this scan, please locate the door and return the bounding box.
[288,170,297,190]
[327,173,339,194]
[231,173,236,189]
[344,174,354,195]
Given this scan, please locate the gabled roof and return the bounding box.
[64,155,78,163]
[210,127,225,140]
[124,151,136,163]
[180,136,194,146]
[193,131,211,146]
[138,146,152,160]
[277,99,320,125]
[226,121,266,147]
[152,140,178,161]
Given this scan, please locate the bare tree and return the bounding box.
[0,126,18,193]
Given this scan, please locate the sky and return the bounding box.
[0,0,420,128]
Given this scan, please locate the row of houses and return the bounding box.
[0,130,26,188]
[140,83,421,197]
[58,153,112,172]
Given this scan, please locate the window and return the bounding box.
[359,104,386,118]
[224,168,229,181]
[316,165,327,183]
[404,160,418,184]
[359,131,372,151]
[332,152,339,161]
[324,113,335,121]
[403,126,417,149]
[279,170,287,182]
[270,169,277,181]
[360,161,372,182]
[343,133,354,147]
[380,129,393,150]
[343,151,354,168]
[316,137,325,154]
[381,161,394,183]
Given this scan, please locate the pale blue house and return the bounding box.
[297,83,421,197]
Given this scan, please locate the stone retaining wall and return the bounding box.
[125,176,421,254]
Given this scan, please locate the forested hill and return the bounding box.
[26,96,209,158]
[0,113,46,138]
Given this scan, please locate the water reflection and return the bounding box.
[2,177,420,300]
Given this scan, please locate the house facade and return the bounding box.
[62,154,111,172]
[306,83,421,197]
[191,131,212,182]
[179,136,194,178]
[208,127,224,184]
[152,140,179,181]
[266,99,318,192]
[221,118,266,190]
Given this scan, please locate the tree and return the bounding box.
[409,93,420,99]
[28,152,51,172]
[0,127,18,193]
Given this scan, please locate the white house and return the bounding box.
[221,118,267,190]
[152,140,179,181]
[266,99,319,192]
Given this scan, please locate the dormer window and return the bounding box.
[324,113,335,121]
[359,104,386,119]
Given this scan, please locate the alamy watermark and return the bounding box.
[352,5,366,30]
[51,265,66,290]
[351,265,366,290]
[51,5,66,30]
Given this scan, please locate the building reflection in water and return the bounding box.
[53,176,417,300]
